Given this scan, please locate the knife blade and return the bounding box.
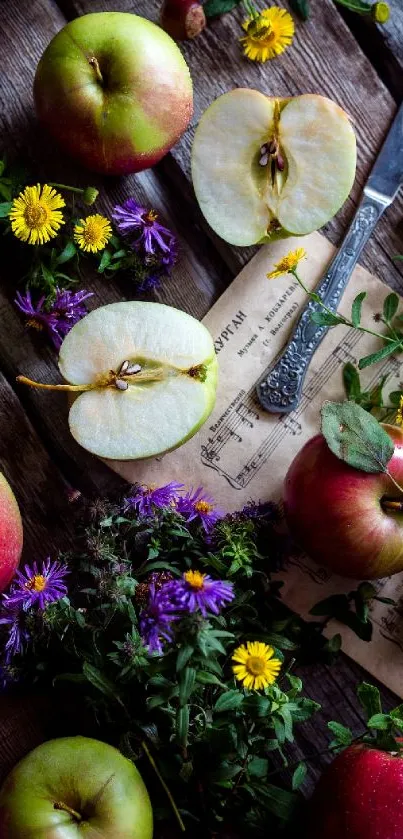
[257,101,403,416]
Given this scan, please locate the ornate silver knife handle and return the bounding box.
[257,194,387,414]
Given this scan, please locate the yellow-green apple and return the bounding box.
[305,743,403,838]
[0,736,153,838]
[0,472,23,591]
[18,302,218,460]
[283,424,403,579]
[192,89,356,246]
[34,12,193,175]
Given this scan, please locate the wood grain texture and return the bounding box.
[60,0,403,290]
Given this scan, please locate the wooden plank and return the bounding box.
[338,0,403,104]
[61,0,403,291]
[0,0,232,494]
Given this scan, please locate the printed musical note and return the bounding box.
[283,416,302,436]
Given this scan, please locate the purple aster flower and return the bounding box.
[164,570,234,617]
[15,287,93,349]
[124,482,184,517]
[5,558,69,612]
[0,605,30,661]
[241,501,280,521]
[112,199,177,261]
[139,585,178,654]
[176,487,224,533]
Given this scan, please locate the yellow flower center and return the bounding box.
[26,319,43,331]
[184,570,206,589]
[26,574,47,592]
[194,500,213,514]
[144,210,158,224]
[246,655,266,675]
[24,204,48,228]
[82,218,105,245]
[247,17,274,42]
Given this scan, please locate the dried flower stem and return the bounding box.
[141,740,186,832]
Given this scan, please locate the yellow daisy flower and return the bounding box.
[9,184,65,245]
[395,395,403,427]
[240,7,295,63]
[232,641,282,690]
[267,247,306,279]
[74,214,112,253]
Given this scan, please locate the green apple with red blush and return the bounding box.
[0,736,153,838]
[0,471,23,592]
[34,12,193,175]
[284,422,403,580]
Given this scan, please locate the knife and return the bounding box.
[257,101,403,415]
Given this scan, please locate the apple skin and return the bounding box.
[34,12,193,175]
[0,736,153,839]
[305,743,403,838]
[283,424,403,579]
[0,471,23,592]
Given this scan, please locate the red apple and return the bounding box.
[0,471,23,592]
[284,424,403,579]
[0,736,153,838]
[34,12,193,175]
[305,743,403,838]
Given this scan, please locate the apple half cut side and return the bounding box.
[54,301,218,460]
[191,89,357,246]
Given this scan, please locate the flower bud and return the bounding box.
[82,186,99,206]
[371,2,390,23]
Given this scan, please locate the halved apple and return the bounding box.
[19,303,217,460]
[191,89,357,246]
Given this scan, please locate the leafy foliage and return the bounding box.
[321,400,394,473]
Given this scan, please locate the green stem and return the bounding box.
[243,0,258,17]
[48,183,86,195]
[141,740,186,833]
[54,801,82,821]
[333,0,372,14]
[291,270,398,345]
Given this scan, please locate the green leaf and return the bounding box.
[0,201,12,217]
[290,698,320,722]
[389,391,403,406]
[0,184,11,201]
[390,705,403,730]
[203,0,240,16]
[383,293,399,322]
[343,362,361,401]
[324,633,342,653]
[179,667,196,706]
[357,682,382,720]
[257,783,299,821]
[242,694,270,717]
[321,400,394,473]
[55,241,77,265]
[248,757,269,778]
[83,662,123,706]
[40,262,56,287]
[176,705,189,747]
[310,311,344,327]
[358,340,403,370]
[310,593,348,616]
[327,721,353,745]
[289,0,310,19]
[214,690,244,713]
[176,645,194,672]
[209,763,243,782]
[196,671,225,687]
[367,713,391,730]
[351,291,366,327]
[292,762,307,790]
[98,248,112,273]
[262,633,297,651]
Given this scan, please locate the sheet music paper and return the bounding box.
[108,231,403,697]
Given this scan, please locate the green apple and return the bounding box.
[191,89,357,246]
[34,12,193,175]
[19,302,218,460]
[0,471,23,592]
[0,736,153,838]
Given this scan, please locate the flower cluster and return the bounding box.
[0,559,68,671]
[125,482,223,532]
[140,569,235,653]
[2,166,178,349]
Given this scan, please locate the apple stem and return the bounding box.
[16,375,103,393]
[381,495,403,513]
[89,56,104,85]
[54,801,82,821]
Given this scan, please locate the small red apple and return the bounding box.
[284,424,403,579]
[34,12,193,175]
[161,0,206,40]
[305,743,403,838]
[0,471,23,591]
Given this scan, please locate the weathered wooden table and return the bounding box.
[0,0,403,801]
